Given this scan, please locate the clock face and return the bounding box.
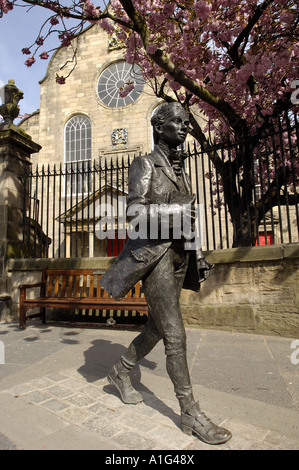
[97,61,144,108]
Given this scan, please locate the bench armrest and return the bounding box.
[19,282,46,290]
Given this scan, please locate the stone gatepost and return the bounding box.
[0,80,41,321]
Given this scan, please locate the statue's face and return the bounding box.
[157,108,189,148]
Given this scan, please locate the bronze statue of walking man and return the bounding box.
[100,102,232,445]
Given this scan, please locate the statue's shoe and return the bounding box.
[107,365,143,405]
[181,402,232,445]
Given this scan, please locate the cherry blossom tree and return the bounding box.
[1,0,298,245]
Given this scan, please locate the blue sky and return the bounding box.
[0,7,58,117]
[0,1,107,118]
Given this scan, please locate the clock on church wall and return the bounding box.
[97,61,145,108]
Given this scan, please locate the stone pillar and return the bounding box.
[0,80,41,321]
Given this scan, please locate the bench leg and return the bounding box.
[19,304,27,329]
[41,307,46,324]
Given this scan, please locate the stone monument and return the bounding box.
[100,102,232,445]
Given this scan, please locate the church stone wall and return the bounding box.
[19,25,161,167]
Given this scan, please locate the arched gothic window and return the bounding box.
[64,115,91,195]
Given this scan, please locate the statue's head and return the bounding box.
[151,102,189,147]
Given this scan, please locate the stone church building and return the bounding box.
[19,23,182,168]
[18,23,209,259]
[18,23,203,259]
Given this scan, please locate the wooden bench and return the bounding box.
[19,267,148,329]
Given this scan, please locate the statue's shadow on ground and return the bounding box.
[78,338,179,427]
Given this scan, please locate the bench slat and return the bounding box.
[48,275,53,297]
[89,275,95,297]
[126,287,133,298]
[134,281,140,298]
[75,275,80,298]
[67,276,73,297]
[96,276,101,297]
[82,275,87,298]
[102,277,109,298]
[54,276,60,297]
[61,277,67,297]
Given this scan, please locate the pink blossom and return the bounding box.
[280,10,296,23]
[50,16,59,26]
[169,80,181,91]
[194,1,211,20]
[99,18,115,33]
[18,113,31,120]
[163,3,176,17]
[48,1,59,12]
[146,44,158,55]
[39,51,49,60]
[58,32,74,47]
[0,0,13,14]
[24,57,36,67]
[56,75,66,85]
[84,0,100,23]
[36,36,44,46]
[119,83,135,98]
[22,48,31,55]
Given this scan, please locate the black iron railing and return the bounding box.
[185,111,299,250]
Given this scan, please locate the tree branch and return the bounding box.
[118,0,247,138]
[229,0,275,59]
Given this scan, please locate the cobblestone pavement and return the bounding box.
[3,368,299,450]
[0,322,298,451]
